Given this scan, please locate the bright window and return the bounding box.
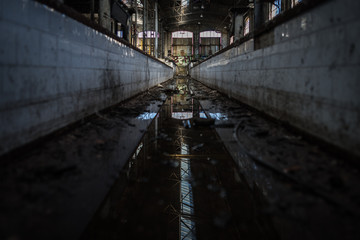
[200,31,221,38]
[138,31,159,38]
[269,0,281,20]
[291,0,302,7]
[244,17,250,35]
[172,31,193,38]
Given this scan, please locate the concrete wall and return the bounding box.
[0,0,173,155]
[191,0,360,157]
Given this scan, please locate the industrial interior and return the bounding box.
[0,0,359,239]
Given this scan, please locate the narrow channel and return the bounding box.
[81,76,278,240]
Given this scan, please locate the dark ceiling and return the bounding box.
[64,0,252,33]
[158,0,251,33]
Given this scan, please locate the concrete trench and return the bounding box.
[1,75,359,240]
[81,76,360,240]
[1,0,359,239]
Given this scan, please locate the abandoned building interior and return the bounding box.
[0,0,359,239]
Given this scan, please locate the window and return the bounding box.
[230,36,234,45]
[291,0,302,8]
[200,31,221,38]
[269,0,281,20]
[138,31,159,38]
[244,17,250,35]
[171,31,193,57]
[172,31,193,38]
[200,31,221,57]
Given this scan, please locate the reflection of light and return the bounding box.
[209,113,228,120]
[301,17,307,30]
[129,142,143,171]
[181,142,189,155]
[199,112,207,119]
[136,112,157,120]
[180,142,196,239]
[132,142,143,160]
[172,112,193,119]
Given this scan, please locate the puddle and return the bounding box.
[80,77,278,240]
[3,75,359,240]
[136,112,157,120]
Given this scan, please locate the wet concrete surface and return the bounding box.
[0,83,172,240]
[81,77,279,240]
[82,76,360,240]
[190,79,360,240]
[1,75,360,240]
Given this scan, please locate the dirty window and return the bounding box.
[269,0,281,20]
[172,31,193,38]
[138,31,160,38]
[244,16,250,35]
[291,0,302,8]
[200,31,221,38]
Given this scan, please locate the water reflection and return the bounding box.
[81,76,278,240]
[136,112,157,120]
[171,95,194,120]
[180,142,196,239]
[208,113,228,121]
[169,83,228,122]
[199,112,207,119]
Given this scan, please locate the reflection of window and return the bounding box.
[291,0,302,7]
[172,112,193,119]
[269,0,281,20]
[136,112,157,120]
[181,0,189,7]
[244,17,250,35]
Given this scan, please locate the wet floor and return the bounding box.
[1,75,360,240]
[80,76,360,240]
[81,77,279,240]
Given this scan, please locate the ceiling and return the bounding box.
[63,0,252,34]
[157,0,251,33]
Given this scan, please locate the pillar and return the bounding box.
[161,23,165,58]
[193,30,200,59]
[221,32,229,49]
[134,0,138,47]
[90,0,95,21]
[234,12,243,42]
[155,0,159,58]
[99,0,111,31]
[282,0,292,11]
[143,0,147,52]
[254,0,264,30]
